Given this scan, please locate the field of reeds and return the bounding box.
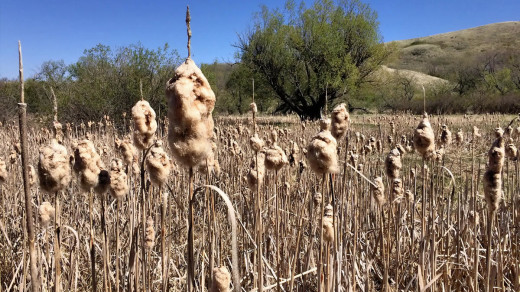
[2,99,520,291]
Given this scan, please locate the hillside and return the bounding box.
[386,21,520,77]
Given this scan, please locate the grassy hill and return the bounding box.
[385,21,520,78]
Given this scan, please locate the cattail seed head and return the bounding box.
[289,141,300,167]
[39,202,55,227]
[166,58,216,168]
[116,137,137,166]
[313,192,322,206]
[306,119,339,175]
[145,216,155,249]
[413,113,435,159]
[38,139,71,193]
[495,127,504,138]
[322,204,334,243]
[440,124,452,146]
[385,148,402,180]
[146,141,171,186]
[484,136,505,212]
[28,165,37,187]
[132,100,157,150]
[372,177,386,206]
[211,266,231,292]
[74,139,104,191]
[456,129,464,144]
[250,134,264,152]
[392,178,403,198]
[246,151,266,189]
[405,189,414,202]
[506,142,518,161]
[331,103,349,140]
[250,102,258,113]
[110,159,128,200]
[265,144,287,171]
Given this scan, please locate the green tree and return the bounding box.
[236,0,391,119]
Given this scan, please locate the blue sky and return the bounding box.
[1,0,518,79]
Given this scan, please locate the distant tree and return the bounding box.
[236,0,391,119]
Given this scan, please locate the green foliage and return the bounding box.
[236,0,391,119]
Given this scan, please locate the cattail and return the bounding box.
[506,141,518,160]
[405,189,414,202]
[387,135,394,145]
[376,140,382,153]
[250,134,264,152]
[413,113,435,159]
[0,159,7,184]
[250,102,258,113]
[483,136,505,212]
[247,150,266,186]
[495,126,504,138]
[116,137,137,166]
[472,126,481,139]
[289,141,300,167]
[110,159,129,200]
[456,129,464,144]
[390,121,396,135]
[392,178,403,198]
[131,100,157,150]
[396,144,406,155]
[265,131,288,171]
[372,176,386,206]
[28,165,37,187]
[39,202,55,227]
[145,141,171,186]
[74,139,104,191]
[434,146,445,162]
[166,58,216,168]
[385,148,402,180]
[38,139,71,193]
[210,266,231,292]
[306,118,339,175]
[9,150,17,164]
[145,216,155,249]
[440,124,452,146]
[331,103,349,140]
[94,170,111,195]
[322,204,334,243]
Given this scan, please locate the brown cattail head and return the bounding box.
[440,124,452,146]
[506,141,518,161]
[210,266,231,292]
[132,100,157,150]
[385,148,402,180]
[145,216,155,249]
[265,144,288,171]
[456,129,464,144]
[495,127,504,138]
[115,137,137,166]
[250,133,264,152]
[28,165,37,187]
[0,159,7,184]
[331,103,349,140]
[110,159,128,200]
[146,141,171,186]
[472,126,481,140]
[74,139,104,191]
[250,102,258,113]
[306,119,339,175]
[166,58,216,168]
[413,113,435,159]
[38,139,71,193]
[392,178,403,198]
[289,141,300,167]
[322,204,334,243]
[484,135,505,212]
[405,189,414,202]
[94,170,111,195]
[372,176,386,206]
[39,201,55,227]
[246,151,266,189]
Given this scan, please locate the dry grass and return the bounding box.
[1,112,520,291]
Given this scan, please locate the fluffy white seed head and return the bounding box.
[38,139,71,193]
[166,58,216,168]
